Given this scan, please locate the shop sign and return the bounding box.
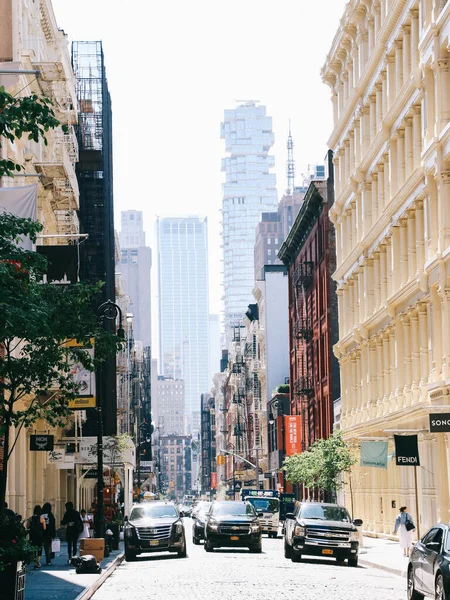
[30,435,54,451]
[394,435,420,466]
[429,413,450,432]
[68,397,96,410]
[211,472,217,489]
[284,416,301,455]
[360,441,388,469]
[48,448,65,464]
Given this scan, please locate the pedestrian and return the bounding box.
[41,502,56,566]
[28,505,46,569]
[80,509,92,538]
[3,502,15,518]
[394,505,415,557]
[61,501,82,563]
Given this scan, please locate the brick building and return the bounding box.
[278,152,340,453]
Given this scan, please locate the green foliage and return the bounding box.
[0,86,67,177]
[283,431,356,496]
[0,214,124,492]
[0,515,37,571]
[275,384,290,394]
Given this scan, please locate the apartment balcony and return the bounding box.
[293,317,313,342]
[293,377,314,397]
[293,261,314,290]
[54,210,79,236]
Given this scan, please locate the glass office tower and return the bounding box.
[157,216,209,428]
[221,101,278,333]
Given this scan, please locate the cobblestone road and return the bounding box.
[92,521,407,600]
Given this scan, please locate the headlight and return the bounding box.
[207,520,218,531]
[251,523,261,533]
[294,525,306,537]
[175,522,183,534]
[125,526,135,538]
[197,519,204,526]
[349,531,358,542]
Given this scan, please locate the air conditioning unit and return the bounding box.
[253,360,261,370]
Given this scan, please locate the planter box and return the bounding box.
[0,561,26,600]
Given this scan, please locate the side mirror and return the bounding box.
[285,513,295,520]
[124,516,128,522]
[257,511,264,518]
[353,519,363,527]
[426,541,441,551]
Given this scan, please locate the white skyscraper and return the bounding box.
[221,101,277,332]
[157,216,209,427]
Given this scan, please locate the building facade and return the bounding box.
[157,216,209,428]
[120,210,152,349]
[200,394,216,496]
[221,101,278,333]
[322,0,450,535]
[159,434,192,500]
[154,376,185,436]
[279,164,340,457]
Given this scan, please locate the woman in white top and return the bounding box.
[394,506,415,556]
[80,509,91,538]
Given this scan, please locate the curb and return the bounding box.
[358,557,406,579]
[73,553,125,600]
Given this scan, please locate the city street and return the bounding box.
[91,521,406,600]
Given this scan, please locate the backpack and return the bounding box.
[74,555,101,574]
[30,515,44,543]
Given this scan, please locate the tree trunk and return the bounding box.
[0,409,11,515]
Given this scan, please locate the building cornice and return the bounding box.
[278,182,324,268]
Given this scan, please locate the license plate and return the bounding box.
[230,536,239,541]
[150,540,159,546]
[322,549,333,555]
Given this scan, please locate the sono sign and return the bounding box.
[429,413,450,433]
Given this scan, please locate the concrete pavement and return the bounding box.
[24,541,124,600]
[359,535,412,578]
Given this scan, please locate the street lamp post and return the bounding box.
[226,443,236,498]
[96,300,124,547]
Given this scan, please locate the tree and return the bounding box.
[0,86,64,177]
[0,213,123,512]
[283,431,357,499]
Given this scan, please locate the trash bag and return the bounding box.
[73,555,102,574]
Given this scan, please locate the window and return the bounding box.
[267,238,271,244]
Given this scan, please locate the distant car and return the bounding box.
[192,502,212,544]
[124,501,187,561]
[178,504,192,517]
[204,501,262,553]
[284,502,362,566]
[407,524,450,600]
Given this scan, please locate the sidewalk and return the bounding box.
[25,541,124,600]
[359,535,411,578]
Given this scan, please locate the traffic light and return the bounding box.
[140,440,152,461]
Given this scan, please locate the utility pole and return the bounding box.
[255,447,262,490]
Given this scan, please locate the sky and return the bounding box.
[52,0,347,327]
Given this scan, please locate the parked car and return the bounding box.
[204,501,262,553]
[284,502,362,566]
[192,502,212,544]
[407,523,450,600]
[124,501,187,561]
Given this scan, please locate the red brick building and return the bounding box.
[278,152,340,452]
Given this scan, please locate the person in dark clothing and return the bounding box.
[61,501,82,563]
[28,505,46,569]
[41,502,56,565]
[4,502,15,518]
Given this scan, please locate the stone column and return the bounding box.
[383,150,390,203]
[407,210,417,278]
[354,118,361,165]
[389,327,396,401]
[362,105,371,154]
[412,105,422,168]
[391,224,401,291]
[418,302,429,384]
[387,54,396,109]
[380,244,387,301]
[351,354,357,412]
[398,129,406,188]
[385,238,393,297]
[366,257,374,314]
[399,219,408,286]
[404,116,414,176]
[376,82,383,131]
[395,39,404,91]
[411,309,420,387]
[416,200,425,271]
[378,164,385,210]
[395,316,405,393]
[383,333,390,398]
[381,69,388,119]
[333,154,340,198]
[370,94,377,141]
[332,92,339,125]
[372,172,379,222]
[377,336,384,401]
[389,138,398,196]
[441,288,450,380]
[369,341,378,405]
[402,314,412,391]
[402,24,411,80]
[410,9,419,68]
[373,251,381,310]
[438,172,450,248]
[438,58,450,128]
[349,130,355,175]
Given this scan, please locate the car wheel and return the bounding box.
[177,535,187,558]
[204,540,214,552]
[291,551,302,563]
[435,573,447,600]
[284,540,292,559]
[249,543,262,553]
[336,557,345,564]
[125,549,136,562]
[407,566,424,600]
[348,557,358,567]
[192,536,200,545]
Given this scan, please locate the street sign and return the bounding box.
[140,461,152,468]
[235,471,244,476]
[429,413,450,432]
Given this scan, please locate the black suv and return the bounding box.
[124,501,187,561]
[204,501,262,553]
[284,502,362,566]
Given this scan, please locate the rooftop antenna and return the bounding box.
[286,119,295,195]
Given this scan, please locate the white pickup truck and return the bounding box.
[243,494,280,538]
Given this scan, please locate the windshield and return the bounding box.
[247,498,279,513]
[299,504,351,522]
[212,503,255,517]
[130,504,178,520]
